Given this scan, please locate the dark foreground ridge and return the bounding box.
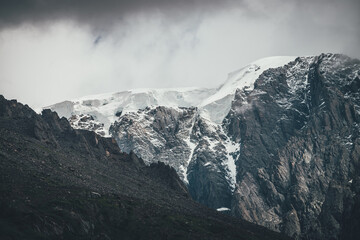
[0,95,290,240]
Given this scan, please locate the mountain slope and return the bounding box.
[0,95,290,240]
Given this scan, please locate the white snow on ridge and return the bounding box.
[45,87,215,136]
[45,56,296,134]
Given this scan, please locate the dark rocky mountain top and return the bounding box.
[226,54,360,239]
[0,95,290,240]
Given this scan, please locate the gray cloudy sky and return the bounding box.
[0,0,359,108]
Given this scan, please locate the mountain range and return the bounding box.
[2,53,359,239]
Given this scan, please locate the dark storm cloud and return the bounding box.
[0,0,359,58]
[0,0,237,30]
[1,0,359,38]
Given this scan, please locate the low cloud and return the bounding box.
[0,0,359,108]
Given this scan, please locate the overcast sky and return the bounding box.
[0,0,359,108]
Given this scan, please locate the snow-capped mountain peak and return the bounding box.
[198,56,297,123]
[45,56,297,132]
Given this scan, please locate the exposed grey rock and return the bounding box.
[69,113,106,136]
[226,53,360,239]
[109,106,239,209]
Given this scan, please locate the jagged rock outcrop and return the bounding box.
[109,106,239,210]
[226,54,360,239]
[69,113,107,136]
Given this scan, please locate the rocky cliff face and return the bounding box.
[226,54,360,239]
[44,54,360,239]
[109,106,239,210]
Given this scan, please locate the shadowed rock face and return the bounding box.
[110,106,238,210]
[226,54,360,239]
[0,95,290,240]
